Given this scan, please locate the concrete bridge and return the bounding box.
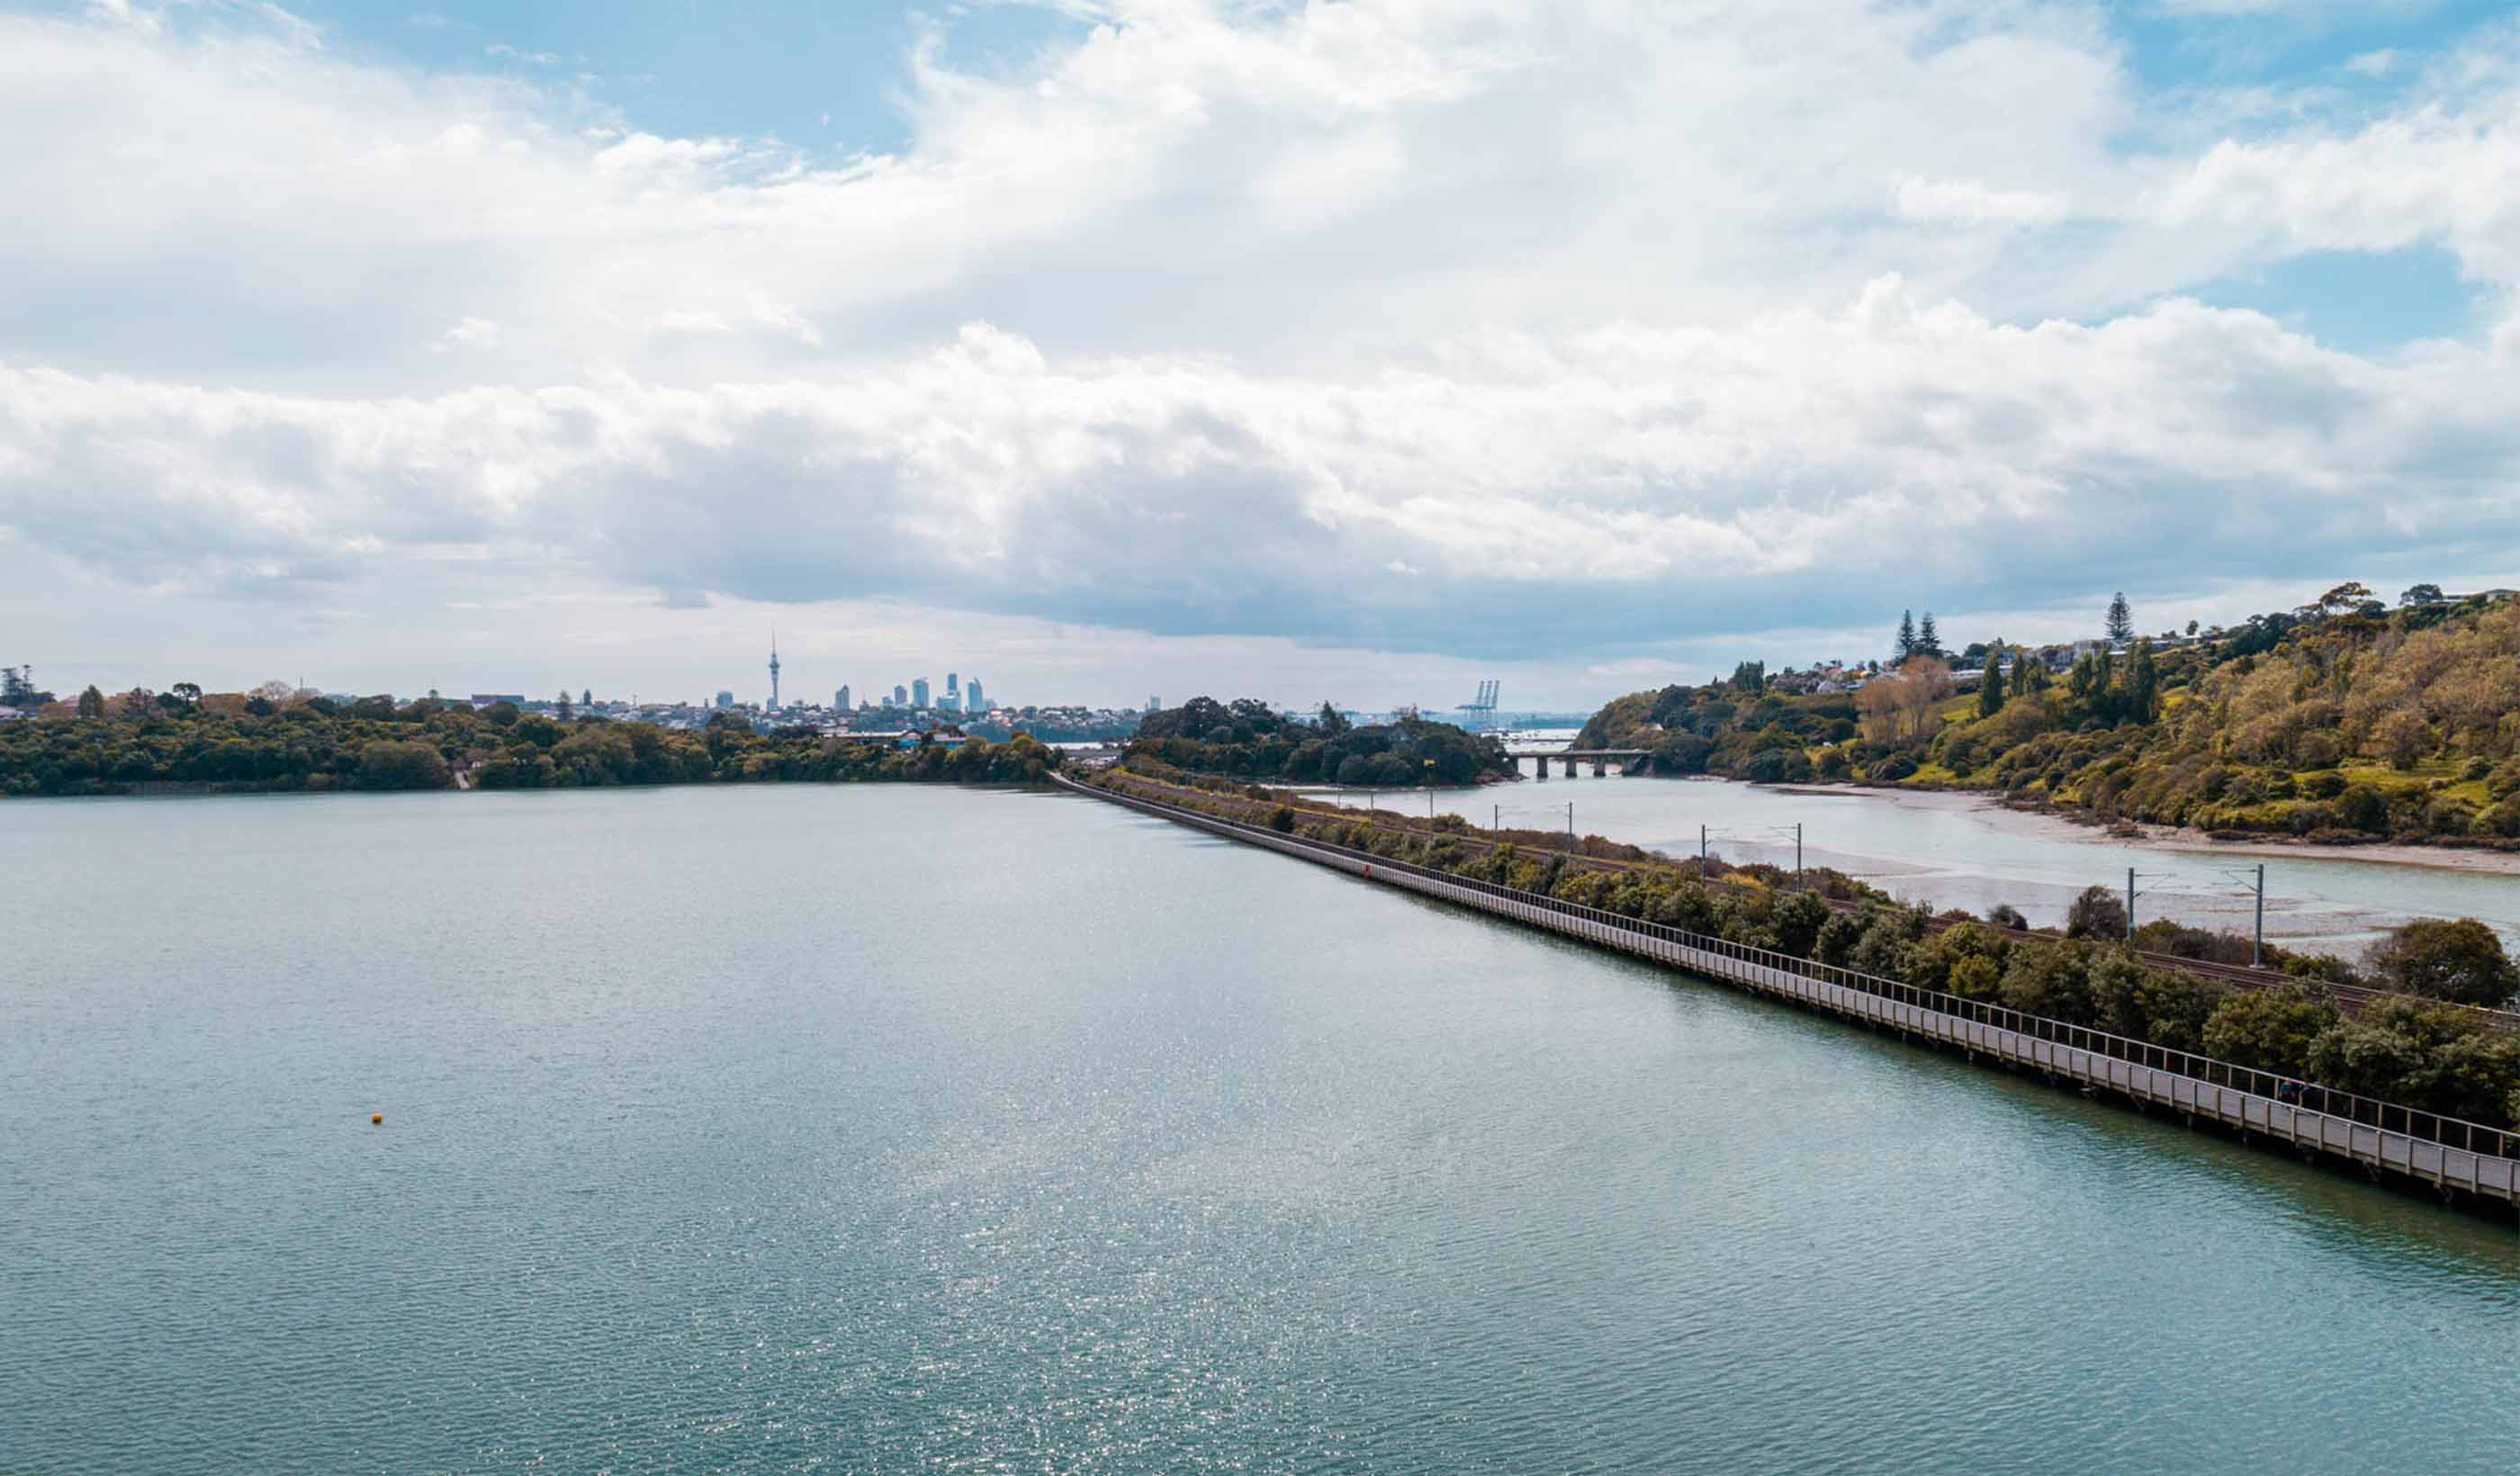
[1517,749,1649,779]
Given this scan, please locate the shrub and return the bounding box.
[2065,885,2127,940]
[2200,986,2341,1077]
[2333,784,2389,832]
[2364,918,2519,1007]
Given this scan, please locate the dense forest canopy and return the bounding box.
[1577,590,2520,845]
[1128,698,1513,785]
[0,694,1061,796]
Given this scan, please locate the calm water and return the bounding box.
[4,786,2516,1474]
[1346,764,2520,947]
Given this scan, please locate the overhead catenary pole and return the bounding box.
[2127,867,2137,940]
[2254,863,2266,968]
[1796,822,1804,886]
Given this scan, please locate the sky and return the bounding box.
[4,0,2517,712]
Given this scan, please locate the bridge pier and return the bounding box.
[1592,758,1606,777]
[1533,753,1546,780]
[1562,756,1579,779]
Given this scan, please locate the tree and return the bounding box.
[2124,638,2158,724]
[1977,648,2005,718]
[2399,583,2444,608]
[76,685,105,718]
[2105,592,2134,644]
[1729,661,1766,694]
[1895,609,1917,662]
[170,681,202,710]
[2365,919,2518,1008]
[1915,611,1943,659]
[2,666,37,707]
[2313,581,2372,617]
[2184,619,2198,636]
[581,688,593,708]
[1316,702,1351,737]
[556,690,574,721]
[250,680,296,706]
[1894,654,1945,740]
[357,740,453,791]
[2008,650,2037,699]
[2066,885,2127,940]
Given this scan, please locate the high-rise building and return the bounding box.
[966,678,985,712]
[946,672,958,698]
[893,684,908,706]
[1148,695,1161,713]
[716,690,734,709]
[913,677,931,709]
[835,685,850,711]
[768,629,781,711]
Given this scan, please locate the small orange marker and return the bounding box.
[372,1113,383,1125]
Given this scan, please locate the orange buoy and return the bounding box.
[371,1113,383,1125]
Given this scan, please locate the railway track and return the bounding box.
[1089,769,2520,1030]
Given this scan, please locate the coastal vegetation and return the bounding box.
[0,689,1061,796]
[1086,760,2520,1129]
[1576,587,2520,847]
[1126,698,1514,785]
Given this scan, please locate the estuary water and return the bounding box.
[4,786,2516,1474]
[1341,767,2520,947]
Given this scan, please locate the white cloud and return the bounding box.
[1894,176,2071,227]
[3,0,2519,698]
[436,317,501,350]
[2346,49,2399,77]
[7,284,2514,662]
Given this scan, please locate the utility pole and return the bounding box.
[2127,867,2137,940]
[1566,802,1575,849]
[1795,822,1804,886]
[2253,863,2265,967]
[1699,824,1708,881]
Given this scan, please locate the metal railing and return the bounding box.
[1069,772,2520,1166]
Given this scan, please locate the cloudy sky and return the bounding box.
[4,0,2516,710]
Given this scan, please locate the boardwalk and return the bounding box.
[1058,773,2520,1216]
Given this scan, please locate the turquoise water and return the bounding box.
[4,786,2516,1473]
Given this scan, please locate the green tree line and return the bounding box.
[1128,697,1513,785]
[0,694,1061,796]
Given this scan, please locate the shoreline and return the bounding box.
[1811,782,2520,879]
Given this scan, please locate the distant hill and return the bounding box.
[1576,591,2520,845]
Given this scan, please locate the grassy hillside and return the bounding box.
[1578,593,2520,845]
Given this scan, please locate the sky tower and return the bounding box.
[768,627,781,710]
